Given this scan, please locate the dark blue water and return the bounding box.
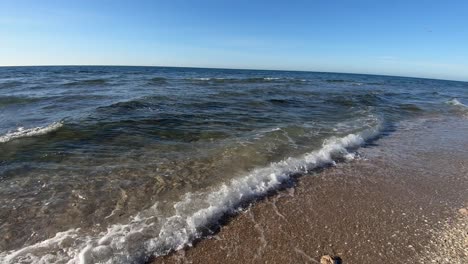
[0,66,467,263]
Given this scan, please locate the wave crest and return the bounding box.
[64,79,108,86]
[186,77,306,84]
[0,120,381,263]
[447,98,467,108]
[0,122,63,143]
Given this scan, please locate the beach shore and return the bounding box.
[152,117,468,264]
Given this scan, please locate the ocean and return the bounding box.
[0,66,467,263]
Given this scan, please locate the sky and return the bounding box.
[0,0,467,81]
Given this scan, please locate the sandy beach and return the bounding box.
[153,117,468,264]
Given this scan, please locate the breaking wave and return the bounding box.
[0,122,63,143]
[447,98,468,117]
[0,121,381,264]
[447,98,467,108]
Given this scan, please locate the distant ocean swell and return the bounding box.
[0,119,381,264]
[0,95,463,145]
[184,77,308,84]
[64,79,109,86]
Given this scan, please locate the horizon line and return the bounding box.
[0,64,466,83]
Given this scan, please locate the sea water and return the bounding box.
[0,66,467,263]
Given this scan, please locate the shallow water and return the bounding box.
[0,66,467,263]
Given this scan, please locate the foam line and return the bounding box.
[447,98,467,108]
[1,122,381,264]
[0,122,63,143]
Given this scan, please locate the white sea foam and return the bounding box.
[190,77,283,81]
[447,98,467,107]
[0,121,381,264]
[446,98,468,117]
[0,122,63,143]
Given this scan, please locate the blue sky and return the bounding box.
[1,0,467,81]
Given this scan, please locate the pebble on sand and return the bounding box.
[458,208,468,217]
[320,255,335,264]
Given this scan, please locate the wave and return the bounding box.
[268,98,300,106]
[325,79,372,86]
[447,98,468,117]
[99,100,152,111]
[325,93,383,107]
[398,104,423,112]
[64,79,108,86]
[0,80,24,89]
[0,120,381,263]
[186,77,306,84]
[0,122,63,143]
[325,79,347,83]
[0,96,40,108]
[447,98,467,108]
[147,77,168,84]
[96,96,170,113]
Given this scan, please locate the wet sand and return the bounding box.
[153,118,468,264]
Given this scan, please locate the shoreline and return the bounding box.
[152,117,468,263]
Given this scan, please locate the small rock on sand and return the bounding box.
[458,208,468,217]
[320,255,335,264]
